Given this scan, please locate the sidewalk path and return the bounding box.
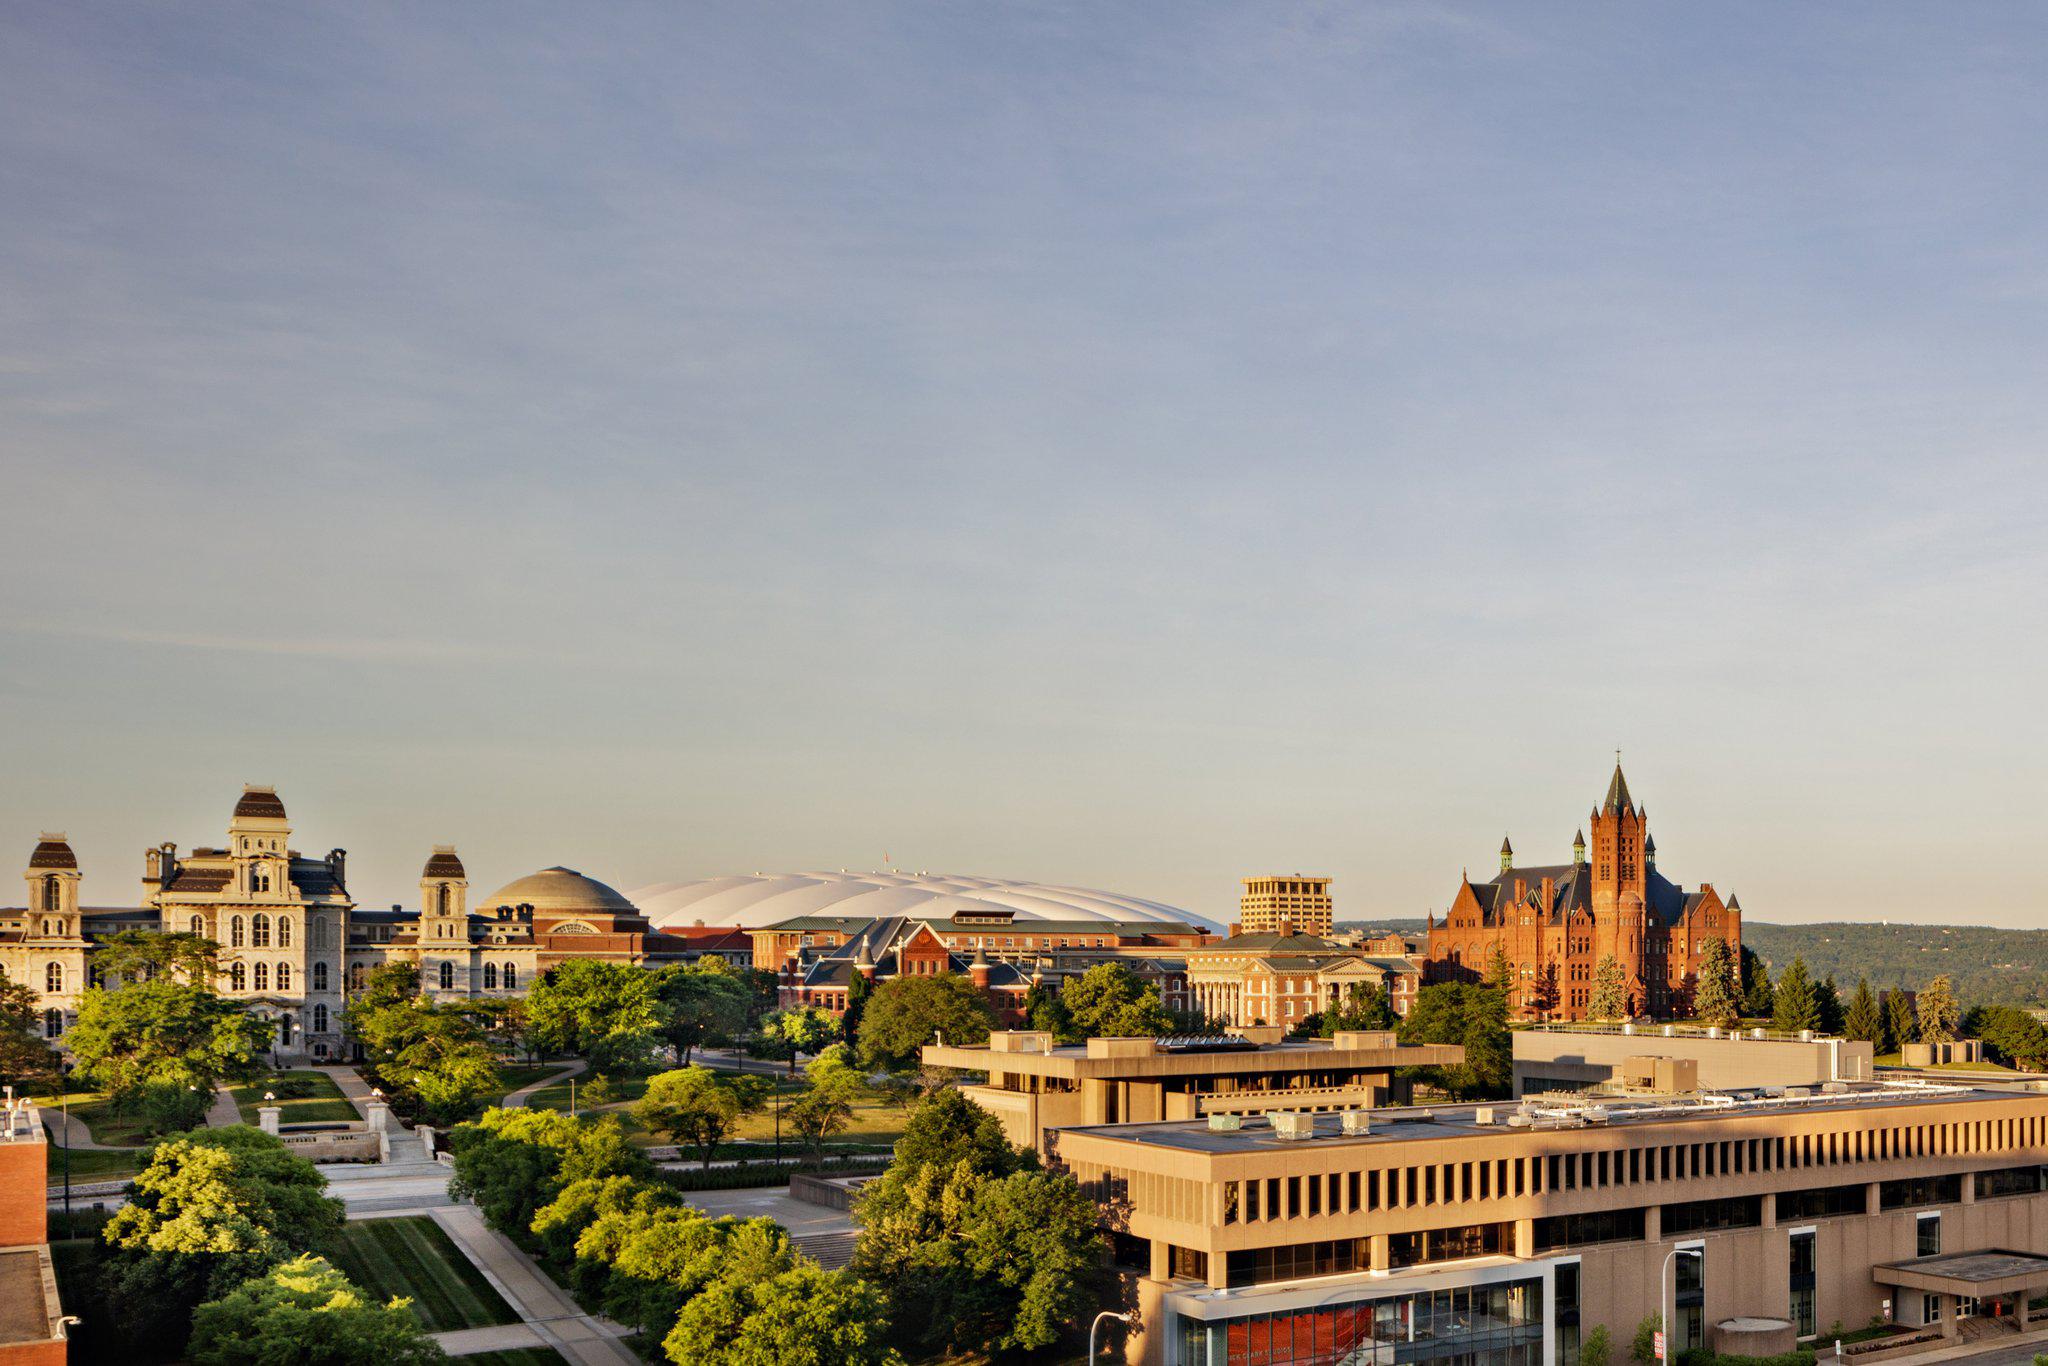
[317,1065,382,1122]
[501,1060,584,1109]
[40,1107,127,1152]
[204,1085,242,1128]
[429,1204,638,1366]
[433,1324,549,1357]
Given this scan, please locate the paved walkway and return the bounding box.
[501,1060,584,1108]
[434,1323,550,1356]
[204,1084,242,1128]
[429,1203,639,1366]
[317,1064,382,1121]
[40,1107,127,1151]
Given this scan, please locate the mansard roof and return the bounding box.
[28,836,76,870]
[422,847,467,880]
[233,786,288,820]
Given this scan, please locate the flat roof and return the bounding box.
[1874,1250,2048,1295]
[0,1249,55,1346]
[926,1036,1461,1080]
[1058,1081,2031,1156]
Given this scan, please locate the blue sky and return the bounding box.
[2,4,2044,926]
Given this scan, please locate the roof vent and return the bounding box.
[1582,1106,1611,1125]
[1474,1107,1498,1126]
[1784,1086,1811,1099]
[1506,1113,1533,1128]
[1271,1112,1316,1141]
[1206,1113,1242,1132]
[1822,1081,1848,1094]
[1339,1110,1372,1135]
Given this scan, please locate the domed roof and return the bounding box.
[28,834,76,870]
[421,846,467,880]
[233,785,287,821]
[476,866,637,916]
[627,871,1219,932]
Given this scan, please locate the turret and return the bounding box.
[26,834,81,939]
[1499,835,1513,873]
[1572,830,1586,867]
[229,785,290,898]
[420,845,469,942]
[969,942,991,991]
[1644,833,1657,869]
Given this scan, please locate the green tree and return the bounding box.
[1918,974,1960,1045]
[1630,1313,1662,1366]
[345,975,499,1126]
[1968,1006,2048,1070]
[1691,938,1740,1028]
[1022,982,1076,1041]
[1580,1323,1612,1366]
[655,965,752,1065]
[524,961,663,1072]
[1587,955,1629,1022]
[0,966,58,1090]
[449,1108,655,1241]
[1482,943,1514,995]
[1815,975,1844,1035]
[66,962,271,1111]
[787,1067,859,1161]
[634,1066,770,1168]
[842,969,873,1040]
[1772,957,1820,1033]
[1397,983,1510,1099]
[1528,963,1561,1021]
[856,972,997,1070]
[1885,989,1919,1051]
[1843,978,1883,1047]
[1318,980,1396,1037]
[92,929,221,983]
[1059,963,1175,1040]
[187,1254,446,1365]
[757,1006,842,1077]
[586,1207,791,1339]
[665,1261,902,1366]
[1739,945,1773,1018]
[100,1128,345,1351]
[888,1087,1031,1176]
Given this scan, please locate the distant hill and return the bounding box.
[1743,922,2048,1008]
[1338,918,2048,1009]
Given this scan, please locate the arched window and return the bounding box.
[253,962,269,992]
[252,914,271,948]
[277,962,291,991]
[38,920,50,937]
[230,962,247,992]
[502,964,517,990]
[278,1014,292,1047]
[44,963,62,994]
[189,915,204,937]
[43,1008,61,1038]
[437,886,450,915]
[251,865,271,893]
[231,915,246,948]
[438,961,454,990]
[483,962,498,990]
[312,962,328,992]
[278,916,292,947]
[42,877,59,912]
[313,1003,329,1033]
[87,963,103,989]
[348,963,364,991]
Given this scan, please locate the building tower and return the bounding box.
[419,846,470,996]
[229,785,291,901]
[1589,762,1649,1010]
[24,835,81,941]
[1238,876,1334,937]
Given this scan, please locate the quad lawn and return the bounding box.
[488,1061,574,1102]
[230,1070,361,1125]
[38,1086,156,1147]
[47,1145,147,1185]
[526,1071,907,1149]
[327,1216,519,1332]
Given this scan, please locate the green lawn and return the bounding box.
[461,1351,570,1366]
[524,1070,651,1113]
[327,1217,520,1332]
[34,1086,155,1147]
[48,1145,147,1185]
[488,1061,574,1103]
[524,1070,908,1150]
[230,1070,361,1126]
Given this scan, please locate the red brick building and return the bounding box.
[1425,763,1741,1020]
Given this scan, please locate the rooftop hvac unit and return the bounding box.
[1271,1112,1316,1141]
[1340,1110,1372,1135]
[1207,1113,1242,1132]
[1474,1107,1498,1125]
[1507,1113,1533,1127]
[1582,1106,1611,1124]
[1784,1087,1811,1099]
[1822,1081,1849,1094]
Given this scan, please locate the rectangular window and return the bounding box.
[1533,1207,1647,1253]
[1918,1212,1941,1257]
[1975,1165,2048,1199]
[1883,1176,1963,1211]
[1662,1195,1763,1236]
[1790,1230,1817,1338]
[1777,1183,1866,1221]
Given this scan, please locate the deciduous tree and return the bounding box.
[655,965,751,1065]
[67,962,270,1112]
[1918,975,1960,1045]
[524,961,663,1072]
[856,973,996,1070]
[187,1254,446,1365]
[633,1066,770,1168]
[0,966,58,1090]
[756,1006,841,1077]
[665,1261,902,1366]
[1059,963,1174,1040]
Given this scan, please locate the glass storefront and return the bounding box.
[1175,1276,1544,1366]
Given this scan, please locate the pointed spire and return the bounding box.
[1572,829,1587,867]
[1644,833,1657,866]
[854,935,873,967]
[1602,758,1633,814]
[1499,835,1513,873]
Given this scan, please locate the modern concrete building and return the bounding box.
[922,1029,1464,1153]
[1514,1023,1875,1097]
[1052,1078,2048,1365]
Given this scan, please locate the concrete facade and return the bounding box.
[1514,1024,1876,1096]
[1048,1079,2048,1365]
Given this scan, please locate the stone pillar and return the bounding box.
[418,1125,436,1160]
[257,1103,281,1136]
[1644,1205,1661,1242]
[1961,1172,1976,1204]
[364,1096,391,1134]
[2018,1294,2030,1332]
[1514,1218,1535,1257]
[1761,1192,1776,1229]
[1151,1238,1170,1282]
[1867,1182,1882,1217]
[1369,1234,1390,1271]
[1940,1295,1956,1338]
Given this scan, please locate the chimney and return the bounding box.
[1279,918,1295,939]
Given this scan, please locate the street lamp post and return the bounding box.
[1089,1310,1137,1364]
[1662,1247,1701,1364]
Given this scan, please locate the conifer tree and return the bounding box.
[1918,975,1960,1045]
[1691,938,1740,1027]
[1588,955,1629,1022]
[1772,957,1820,1033]
[1740,946,1774,1019]
[1842,978,1883,1046]
[1884,990,1918,1052]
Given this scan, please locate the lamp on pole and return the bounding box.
[1090,1310,1137,1364]
[1662,1247,1700,1364]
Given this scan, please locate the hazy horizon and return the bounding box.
[4,5,2045,928]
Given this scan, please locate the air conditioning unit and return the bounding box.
[1474,1107,1498,1126]
[1507,1113,1533,1128]
[1582,1106,1611,1125]
[1207,1113,1242,1132]
[1822,1081,1849,1094]
[1272,1112,1316,1141]
[1784,1087,1811,1099]
[1340,1110,1372,1135]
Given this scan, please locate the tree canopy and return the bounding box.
[1918,974,1960,1044]
[1398,982,1511,1098]
[655,965,752,1064]
[524,960,664,1072]
[633,1066,770,1168]
[1843,978,1883,1048]
[186,1254,447,1366]
[856,972,996,1069]
[1772,957,1820,1033]
[755,1006,841,1076]
[66,963,271,1109]
[1318,980,1395,1036]
[449,1107,655,1240]
[665,1261,902,1366]
[1058,963,1174,1040]
[0,966,57,1090]
[1691,938,1740,1027]
[1587,955,1629,1022]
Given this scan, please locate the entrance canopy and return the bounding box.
[1874,1250,2048,1299]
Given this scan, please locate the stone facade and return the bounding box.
[1426,763,1741,1021]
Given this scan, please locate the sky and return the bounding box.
[2,3,2045,928]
